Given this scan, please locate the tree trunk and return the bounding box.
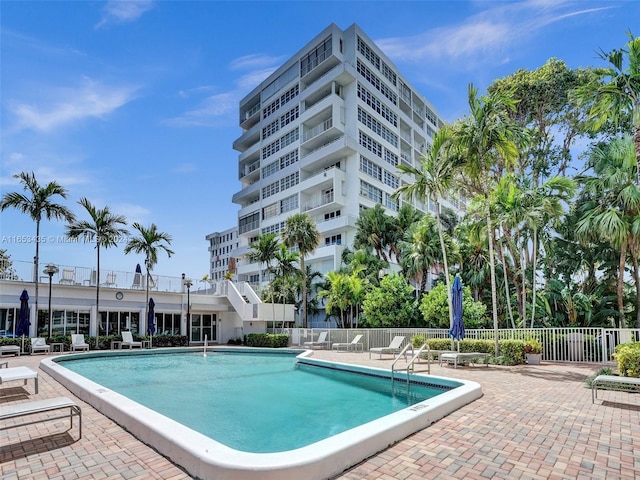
[485,194,500,356]
[435,204,453,330]
[96,244,101,349]
[498,234,516,329]
[34,221,40,333]
[630,245,640,328]
[616,242,627,328]
[530,227,538,328]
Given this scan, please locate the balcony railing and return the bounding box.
[0,260,214,294]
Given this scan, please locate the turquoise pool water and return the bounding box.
[59,351,452,453]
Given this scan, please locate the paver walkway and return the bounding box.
[1,350,638,479]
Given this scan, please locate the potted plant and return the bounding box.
[524,338,543,365]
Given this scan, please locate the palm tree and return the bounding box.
[0,171,75,322]
[398,215,443,300]
[281,213,319,328]
[454,84,526,354]
[271,243,300,328]
[124,223,174,334]
[66,198,128,345]
[354,204,394,262]
[575,136,640,327]
[245,233,279,292]
[576,30,640,183]
[394,125,463,328]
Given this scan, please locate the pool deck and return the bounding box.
[1,349,639,479]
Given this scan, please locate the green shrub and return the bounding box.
[246,333,289,348]
[614,342,640,377]
[499,339,525,365]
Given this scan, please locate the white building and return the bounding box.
[0,260,293,345]
[206,227,239,282]
[232,23,464,300]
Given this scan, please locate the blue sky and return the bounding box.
[1,0,637,280]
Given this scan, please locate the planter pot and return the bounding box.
[526,353,542,365]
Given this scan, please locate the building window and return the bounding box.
[358,107,398,147]
[325,234,342,246]
[262,203,278,220]
[360,180,383,203]
[300,35,332,77]
[360,155,382,181]
[280,194,298,214]
[324,209,341,221]
[359,131,382,157]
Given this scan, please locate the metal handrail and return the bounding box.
[390,343,415,384]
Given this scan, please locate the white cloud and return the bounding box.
[164,92,237,127]
[9,77,138,133]
[96,0,155,29]
[376,0,612,68]
[229,54,286,71]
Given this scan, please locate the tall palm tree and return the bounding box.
[575,136,640,326]
[124,223,174,333]
[576,30,640,183]
[394,125,463,328]
[66,198,128,345]
[0,171,75,322]
[281,213,319,328]
[398,214,443,299]
[454,84,525,355]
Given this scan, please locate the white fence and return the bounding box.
[273,327,640,364]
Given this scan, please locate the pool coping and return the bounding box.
[41,347,482,480]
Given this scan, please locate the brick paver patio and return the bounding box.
[1,350,638,479]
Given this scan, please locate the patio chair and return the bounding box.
[303,331,330,349]
[369,335,406,359]
[121,331,143,349]
[103,272,117,287]
[71,334,89,352]
[332,334,364,352]
[30,338,50,355]
[59,268,76,285]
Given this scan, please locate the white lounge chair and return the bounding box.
[59,268,76,285]
[369,335,406,359]
[0,366,39,393]
[0,345,21,356]
[121,331,143,349]
[332,334,364,352]
[303,331,330,349]
[71,334,89,352]
[30,338,50,355]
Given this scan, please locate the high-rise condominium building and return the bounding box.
[231,23,463,290]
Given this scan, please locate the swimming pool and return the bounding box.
[41,348,482,479]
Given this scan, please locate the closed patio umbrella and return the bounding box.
[148,297,155,347]
[449,275,464,351]
[16,289,30,353]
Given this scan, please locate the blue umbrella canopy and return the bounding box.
[16,289,30,337]
[449,276,464,342]
[148,297,156,335]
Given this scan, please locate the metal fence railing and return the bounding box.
[273,327,640,365]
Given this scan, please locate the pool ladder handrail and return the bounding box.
[391,343,431,385]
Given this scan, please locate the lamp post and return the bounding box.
[43,263,59,338]
[182,273,192,337]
